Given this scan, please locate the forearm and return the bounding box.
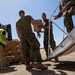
[43,26,48,29]
[17,33,21,40]
[57,4,63,18]
[16,28,21,40]
[57,11,63,18]
[44,26,53,30]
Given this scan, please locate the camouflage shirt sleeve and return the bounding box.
[66,0,75,10]
[57,5,63,18]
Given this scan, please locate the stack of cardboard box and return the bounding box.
[4,40,21,65]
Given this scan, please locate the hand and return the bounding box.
[53,16,58,20]
[37,32,41,38]
[62,6,67,13]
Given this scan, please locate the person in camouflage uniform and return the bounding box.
[16,10,47,70]
[54,0,75,33]
[41,13,59,62]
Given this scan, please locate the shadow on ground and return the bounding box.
[0,66,17,73]
[54,61,75,72]
[28,61,68,75]
[28,69,67,75]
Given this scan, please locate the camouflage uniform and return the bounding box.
[21,32,42,63]
[57,0,75,33]
[16,15,42,64]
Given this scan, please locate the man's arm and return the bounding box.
[66,0,75,8]
[42,21,52,29]
[16,27,21,41]
[54,5,63,20]
[62,0,75,13]
[43,26,52,29]
[31,20,41,38]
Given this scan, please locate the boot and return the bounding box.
[26,63,33,70]
[36,62,48,70]
[54,57,59,62]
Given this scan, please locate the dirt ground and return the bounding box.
[0,49,75,75]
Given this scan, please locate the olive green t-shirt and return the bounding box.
[16,15,34,33]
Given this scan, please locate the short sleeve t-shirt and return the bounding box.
[44,19,52,29]
[16,15,34,33]
[43,19,52,35]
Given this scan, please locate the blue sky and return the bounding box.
[0,0,75,48]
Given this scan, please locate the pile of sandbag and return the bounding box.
[4,40,21,65]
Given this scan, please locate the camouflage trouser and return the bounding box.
[44,30,56,57]
[21,32,42,64]
[0,45,6,67]
[64,12,74,33]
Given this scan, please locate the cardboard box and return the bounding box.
[13,54,21,62]
[5,55,15,64]
[34,20,43,32]
[12,50,21,55]
[4,50,12,56]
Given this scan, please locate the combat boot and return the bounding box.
[36,62,48,70]
[26,63,33,70]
